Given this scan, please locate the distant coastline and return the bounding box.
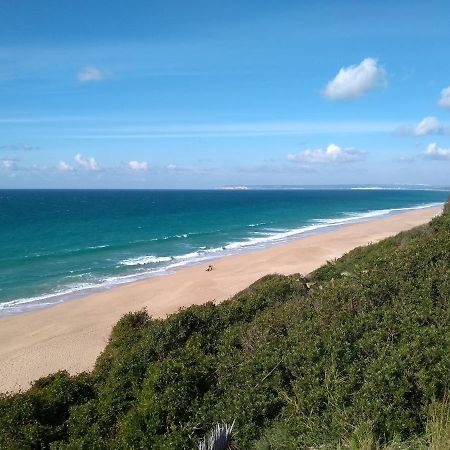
[218,184,450,191]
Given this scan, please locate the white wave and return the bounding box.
[102,268,168,284]
[120,255,173,266]
[166,259,202,270]
[0,282,97,311]
[223,224,322,250]
[162,233,189,240]
[223,202,443,251]
[0,269,169,314]
[315,209,391,225]
[317,202,442,226]
[120,250,214,268]
[174,251,201,260]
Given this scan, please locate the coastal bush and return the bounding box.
[0,205,449,449]
[0,372,93,449]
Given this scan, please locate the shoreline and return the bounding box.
[0,205,442,393]
[0,202,444,317]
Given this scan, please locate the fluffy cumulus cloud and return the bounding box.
[413,116,443,136]
[77,67,107,83]
[438,86,450,109]
[424,143,450,160]
[323,58,386,100]
[74,153,100,171]
[57,161,73,172]
[2,159,17,170]
[128,160,149,171]
[287,144,365,164]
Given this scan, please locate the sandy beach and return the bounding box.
[0,206,441,393]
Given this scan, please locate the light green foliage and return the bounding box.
[0,205,449,449]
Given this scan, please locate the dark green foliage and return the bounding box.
[0,372,93,449]
[1,206,449,449]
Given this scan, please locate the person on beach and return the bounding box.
[206,265,214,272]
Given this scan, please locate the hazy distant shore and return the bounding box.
[0,205,442,393]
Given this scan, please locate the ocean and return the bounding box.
[1,188,448,315]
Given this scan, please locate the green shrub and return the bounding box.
[1,205,449,449]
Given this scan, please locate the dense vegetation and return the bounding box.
[1,204,449,449]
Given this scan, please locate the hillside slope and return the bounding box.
[1,204,449,449]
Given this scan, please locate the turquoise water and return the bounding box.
[0,188,448,315]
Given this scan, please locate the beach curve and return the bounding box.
[0,205,442,393]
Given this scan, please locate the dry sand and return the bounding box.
[0,206,441,393]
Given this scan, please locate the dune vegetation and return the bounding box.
[1,203,449,449]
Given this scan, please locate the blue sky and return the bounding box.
[1,0,450,188]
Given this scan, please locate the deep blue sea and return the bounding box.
[0,188,448,315]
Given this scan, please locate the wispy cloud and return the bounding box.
[1,158,17,170]
[74,153,100,171]
[323,58,386,100]
[57,161,74,172]
[424,143,450,160]
[438,86,450,109]
[236,163,315,174]
[166,164,192,173]
[0,143,38,151]
[128,160,149,171]
[77,67,107,83]
[20,120,397,139]
[287,144,365,164]
[165,163,216,175]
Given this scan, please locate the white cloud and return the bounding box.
[74,153,100,171]
[323,58,386,100]
[77,67,107,83]
[424,143,450,160]
[438,86,450,109]
[2,159,17,170]
[128,160,149,171]
[166,164,193,173]
[396,116,449,136]
[57,161,73,172]
[413,116,443,136]
[287,144,365,164]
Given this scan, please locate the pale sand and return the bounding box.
[0,206,442,393]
